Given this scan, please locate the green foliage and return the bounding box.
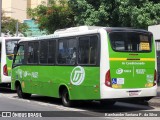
[69,0,160,29]
[118,0,160,29]
[27,0,160,31]
[27,0,75,34]
[2,12,28,36]
[69,0,109,26]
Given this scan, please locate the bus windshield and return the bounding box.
[6,39,18,60]
[109,31,152,52]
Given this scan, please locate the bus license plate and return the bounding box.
[129,91,139,96]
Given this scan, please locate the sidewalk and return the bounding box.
[148,85,160,107]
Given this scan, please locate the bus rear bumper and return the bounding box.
[100,85,157,99]
[1,76,11,83]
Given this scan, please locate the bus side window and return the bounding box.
[68,39,77,65]
[90,36,98,64]
[58,40,67,64]
[28,43,34,63]
[40,41,48,64]
[78,37,90,64]
[28,42,39,64]
[34,42,39,63]
[78,35,98,65]
[48,40,56,64]
[14,45,24,65]
[6,40,18,60]
[57,38,77,65]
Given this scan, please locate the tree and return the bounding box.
[118,0,160,29]
[2,12,28,36]
[27,0,75,34]
[69,0,160,29]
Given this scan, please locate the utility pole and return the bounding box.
[16,21,19,36]
[0,0,2,37]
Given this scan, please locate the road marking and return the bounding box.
[1,93,31,103]
[1,92,160,119]
[0,93,84,111]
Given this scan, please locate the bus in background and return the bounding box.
[11,26,157,107]
[0,37,23,88]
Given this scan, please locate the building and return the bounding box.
[148,25,160,84]
[23,19,46,37]
[28,0,48,9]
[2,0,48,22]
[2,0,48,36]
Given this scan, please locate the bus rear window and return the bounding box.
[109,32,152,52]
[6,40,18,60]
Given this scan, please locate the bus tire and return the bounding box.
[61,88,73,107]
[16,84,31,99]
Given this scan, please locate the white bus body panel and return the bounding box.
[101,84,157,99]
[1,37,11,83]
[1,37,24,83]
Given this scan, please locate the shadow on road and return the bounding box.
[0,88,15,94]
[12,95,155,113]
[0,87,155,113]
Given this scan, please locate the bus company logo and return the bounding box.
[23,71,28,77]
[70,66,85,86]
[116,68,123,74]
[16,69,23,78]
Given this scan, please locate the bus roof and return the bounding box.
[19,26,103,42]
[18,26,151,42]
[54,26,105,34]
[105,27,150,33]
[0,37,24,43]
[55,26,149,34]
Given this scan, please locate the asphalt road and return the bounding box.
[0,88,160,120]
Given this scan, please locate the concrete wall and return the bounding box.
[148,25,160,41]
[2,0,27,22]
[2,0,12,18]
[2,0,48,22]
[12,0,28,22]
[30,0,48,9]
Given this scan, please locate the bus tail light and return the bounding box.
[154,69,157,86]
[105,70,111,87]
[3,64,8,76]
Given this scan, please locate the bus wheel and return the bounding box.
[100,100,116,107]
[16,84,31,99]
[61,88,73,107]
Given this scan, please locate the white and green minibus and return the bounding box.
[11,26,157,107]
[0,37,23,88]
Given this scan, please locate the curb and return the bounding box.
[148,91,160,107]
[148,98,160,107]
